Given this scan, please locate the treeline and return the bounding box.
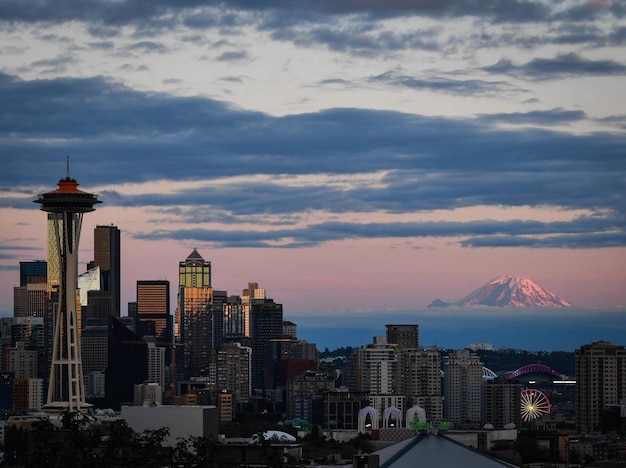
[2,411,372,468]
[3,411,172,468]
[320,346,355,358]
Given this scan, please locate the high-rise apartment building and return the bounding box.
[444,349,483,426]
[350,337,398,395]
[93,225,121,318]
[3,317,46,380]
[399,347,442,422]
[9,341,38,379]
[386,324,419,350]
[216,342,252,406]
[576,341,626,434]
[13,378,44,412]
[482,376,522,429]
[13,261,48,319]
[145,336,166,390]
[287,370,335,421]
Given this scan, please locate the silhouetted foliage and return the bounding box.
[319,346,355,359]
[514,434,551,463]
[3,423,31,465]
[1,411,172,468]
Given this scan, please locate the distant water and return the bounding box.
[294,307,626,352]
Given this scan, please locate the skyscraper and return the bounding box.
[177,249,213,377]
[34,165,101,412]
[444,349,483,427]
[576,341,626,434]
[243,282,265,337]
[179,248,211,288]
[106,315,147,410]
[81,318,108,399]
[250,298,283,392]
[92,225,121,318]
[136,280,172,360]
[223,295,246,340]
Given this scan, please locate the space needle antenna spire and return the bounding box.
[66,154,70,179]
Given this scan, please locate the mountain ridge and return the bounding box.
[429,275,572,308]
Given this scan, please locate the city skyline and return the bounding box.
[1,1,625,322]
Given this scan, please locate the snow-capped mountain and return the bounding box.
[429,275,572,307]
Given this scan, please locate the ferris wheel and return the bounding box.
[520,389,551,422]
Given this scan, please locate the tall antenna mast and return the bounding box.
[66,154,70,179]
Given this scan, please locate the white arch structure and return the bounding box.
[382,406,402,428]
[405,405,427,428]
[358,406,379,433]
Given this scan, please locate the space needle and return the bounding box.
[34,159,101,413]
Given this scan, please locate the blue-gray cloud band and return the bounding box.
[1,73,625,249]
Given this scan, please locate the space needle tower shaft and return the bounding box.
[34,159,101,412]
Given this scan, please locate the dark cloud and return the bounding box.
[270,24,443,57]
[87,41,115,50]
[558,1,626,22]
[477,108,586,126]
[611,26,626,45]
[0,1,618,61]
[28,54,77,74]
[217,50,249,62]
[485,53,626,80]
[132,215,626,249]
[0,0,552,27]
[219,76,245,83]
[1,73,624,250]
[369,70,516,96]
[125,41,170,54]
[461,232,626,249]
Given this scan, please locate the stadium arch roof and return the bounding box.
[508,363,563,381]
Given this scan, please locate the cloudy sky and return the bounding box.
[1,0,625,321]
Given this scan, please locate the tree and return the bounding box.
[3,423,32,465]
[173,435,219,467]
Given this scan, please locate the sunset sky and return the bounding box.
[1,0,625,322]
